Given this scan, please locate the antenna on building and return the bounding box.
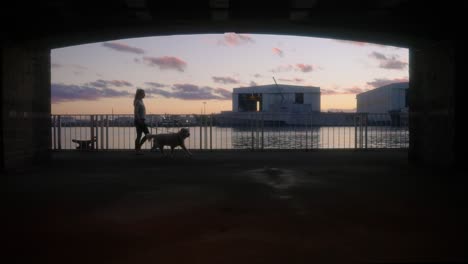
[272,76,285,103]
[273,76,278,86]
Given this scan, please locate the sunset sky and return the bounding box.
[51,33,409,115]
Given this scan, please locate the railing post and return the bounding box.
[90,115,95,150]
[52,115,55,150]
[54,115,57,150]
[106,115,109,150]
[100,115,104,150]
[308,114,312,151]
[360,113,363,149]
[311,114,314,150]
[153,115,158,139]
[304,114,308,151]
[254,113,258,150]
[354,114,358,149]
[261,113,264,151]
[364,113,368,149]
[209,115,213,151]
[199,116,202,150]
[204,115,208,150]
[57,115,62,150]
[251,114,254,151]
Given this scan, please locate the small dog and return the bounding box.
[147,128,192,157]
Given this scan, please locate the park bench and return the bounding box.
[72,136,97,150]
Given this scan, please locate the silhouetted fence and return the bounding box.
[50,113,408,151]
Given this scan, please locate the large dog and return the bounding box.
[147,128,192,157]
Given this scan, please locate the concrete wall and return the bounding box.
[409,41,455,166]
[1,45,51,170]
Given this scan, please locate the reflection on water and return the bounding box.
[230,126,408,149]
[52,126,408,150]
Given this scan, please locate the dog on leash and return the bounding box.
[147,128,192,157]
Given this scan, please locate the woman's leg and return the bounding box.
[135,128,143,150]
[139,124,150,147]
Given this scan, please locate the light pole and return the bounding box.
[203,102,206,115]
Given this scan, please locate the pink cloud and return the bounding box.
[278,78,304,83]
[145,82,166,88]
[321,89,339,95]
[218,33,254,46]
[143,56,187,72]
[212,76,240,84]
[272,47,283,57]
[366,78,409,88]
[271,64,294,73]
[369,52,408,70]
[296,64,314,72]
[213,88,232,99]
[370,51,387,60]
[109,80,132,87]
[342,87,369,94]
[271,64,316,73]
[87,79,133,88]
[320,86,370,96]
[147,83,231,100]
[102,42,145,54]
[381,60,408,70]
[51,83,132,103]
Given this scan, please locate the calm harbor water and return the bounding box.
[52,126,409,150]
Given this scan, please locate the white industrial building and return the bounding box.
[232,84,321,113]
[356,82,409,114]
[217,84,321,126]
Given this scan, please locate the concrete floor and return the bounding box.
[6,150,468,263]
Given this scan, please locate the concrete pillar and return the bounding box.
[409,41,455,166]
[1,44,51,171]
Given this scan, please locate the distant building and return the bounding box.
[356,82,409,126]
[216,84,322,126]
[356,82,408,114]
[232,84,320,113]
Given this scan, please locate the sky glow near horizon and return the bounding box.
[51,33,409,115]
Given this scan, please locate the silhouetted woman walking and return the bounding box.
[134,88,150,153]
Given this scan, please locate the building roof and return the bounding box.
[356,82,408,97]
[233,84,320,94]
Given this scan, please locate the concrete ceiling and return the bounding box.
[1,0,464,48]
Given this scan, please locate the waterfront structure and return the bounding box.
[356,82,408,114]
[232,84,321,113]
[218,84,321,126]
[356,82,409,125]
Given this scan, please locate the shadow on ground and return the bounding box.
[6,150,468,263]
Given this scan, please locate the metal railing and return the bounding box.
[50,112,409,151]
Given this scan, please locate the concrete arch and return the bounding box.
[1,1,464,170]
